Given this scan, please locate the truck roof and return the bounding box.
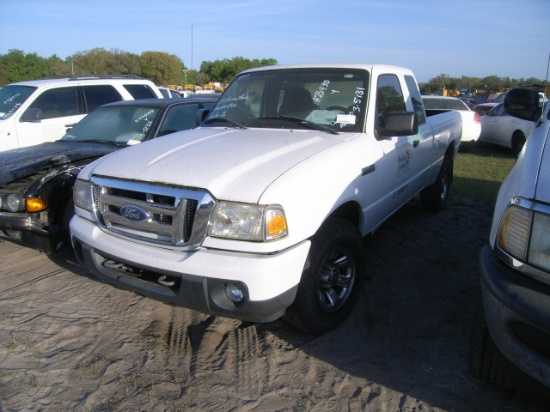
[241,63,413,75]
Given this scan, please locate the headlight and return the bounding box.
[208,201,287,241]
[497,203,550,272]
[73,179,94,212]
[6,194,23,212]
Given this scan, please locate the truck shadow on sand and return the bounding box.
[44,198,543,410]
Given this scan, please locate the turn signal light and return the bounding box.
[26,197,47,212]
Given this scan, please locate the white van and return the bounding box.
[0,75,163,152]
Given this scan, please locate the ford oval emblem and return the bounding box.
[120,205,150,222]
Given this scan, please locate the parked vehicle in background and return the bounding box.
[473,93,506,117]
[479,103,536,156]
[0,96,218,253]
[70,63,462,334]
[469,87,550,405]
[422,95,481,151]
[473,92,500,106]
[158,86,184,99]
[0,75,163,152]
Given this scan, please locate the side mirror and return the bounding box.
[196,109,210,126]
[504,88,540,122]
[377,112,418,139]
[20,108,43,122]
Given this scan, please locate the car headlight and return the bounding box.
[208,201,287,241]
[6,194,23,212]
[73,179,94,212]
[497,203,550,272]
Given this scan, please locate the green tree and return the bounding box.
[200,56,277,83]
[140,51,184,85]
[0,49,50,83]
[70,48,141,76]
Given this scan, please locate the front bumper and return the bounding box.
[480,244,550,389]
[70,216,310,323]
[0,212,61,252]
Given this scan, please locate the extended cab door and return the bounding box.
[373,73,434,211]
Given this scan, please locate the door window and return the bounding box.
[27,87,78,119]
[375,74,406,129]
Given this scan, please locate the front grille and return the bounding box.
[91,176,214,248]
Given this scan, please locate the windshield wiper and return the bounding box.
[202,117,247,129]
[77,139,128,146]
[258,116,339,135]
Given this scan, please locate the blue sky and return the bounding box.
[1,0,549,83]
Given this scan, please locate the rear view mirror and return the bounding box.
[504,88,540,122]
[377,112,418,139]
[20,108,43,122]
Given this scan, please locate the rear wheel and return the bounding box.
[421,155,452,212]
[283,217,365,335]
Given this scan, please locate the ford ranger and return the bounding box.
[70,64,462,334]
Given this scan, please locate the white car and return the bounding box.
[479,103,535,156]
[470,87,550,404]
[422,95,481,151]
[0,75,163,152]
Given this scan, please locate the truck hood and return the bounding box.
[0,142,118,188]
[88,127,348,203]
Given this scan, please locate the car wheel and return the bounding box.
[283,217,365,334]
[468,300,507,386]
[511,131,526,157]
[420,155,452,212]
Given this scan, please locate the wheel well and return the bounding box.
[512,130,525,141]
[444,146,455,184]
[328,202,362,228]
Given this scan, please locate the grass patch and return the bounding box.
[452,143,517,205]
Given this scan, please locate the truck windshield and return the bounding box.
[61,105,161,145]
[205,68,368,133]
[0,85,37,120]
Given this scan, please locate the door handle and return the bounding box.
[413,140,419,148]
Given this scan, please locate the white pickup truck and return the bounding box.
[70,64,462,334]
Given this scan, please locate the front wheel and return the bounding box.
[468,300,507,386]
[421,155,452,212]
[283,217,365,334]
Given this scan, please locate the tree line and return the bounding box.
[0,48,544,94]
[0,48,277,87]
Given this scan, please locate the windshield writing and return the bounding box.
[62,106,161,144]
[0,85,36,120]
[206,68,368,133]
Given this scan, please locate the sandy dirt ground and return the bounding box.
[0,186,547,411]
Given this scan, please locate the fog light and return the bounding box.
[225,284,244,303]
[6,230,22,241]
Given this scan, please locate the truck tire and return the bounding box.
[283,217,365,335]
[468,300,507,386]
[420,155,451,212]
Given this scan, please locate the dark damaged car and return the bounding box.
[0,96,218,252]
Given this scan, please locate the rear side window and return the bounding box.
[123,84,158,99]
[404,75,426,124]
[82,85,123,112]
[158,104,201,136]
[27,87,78,119]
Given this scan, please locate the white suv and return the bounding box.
[0,75,163,151]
